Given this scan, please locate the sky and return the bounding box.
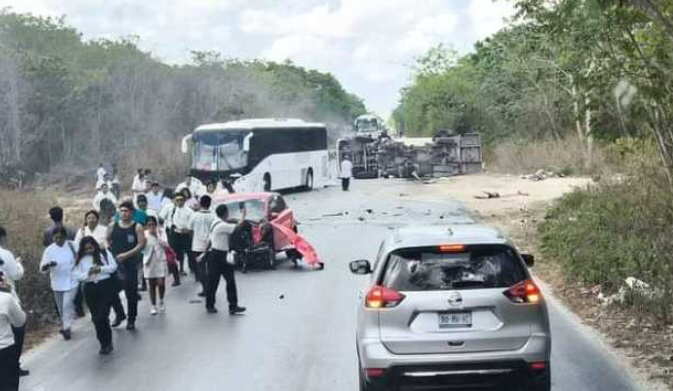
[3,0,514,118]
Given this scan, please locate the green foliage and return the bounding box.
[540,160,673,321]
[0,10,366,175]
[393,0,673,167]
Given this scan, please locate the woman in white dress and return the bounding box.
[143,216,169,315]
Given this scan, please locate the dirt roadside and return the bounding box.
[370,173,670,391]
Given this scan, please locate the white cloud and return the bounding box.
[2,0,514,117]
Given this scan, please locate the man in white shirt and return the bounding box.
[96,163,106,185]
[92,184,118,212]
[145,182,163,212]
[131,169,146,204]
[176,175,205,199]
[188,196,216,296]
[0,274,26,391]
[168,193,194,279]
[0,227,28,377]
[203,204,246,315]
[340,155,353,191]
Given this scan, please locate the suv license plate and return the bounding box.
[438,312,472,328]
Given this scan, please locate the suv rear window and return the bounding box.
[381,245,526,291]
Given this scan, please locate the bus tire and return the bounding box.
[304,169,313,191]
[263,174,271,192]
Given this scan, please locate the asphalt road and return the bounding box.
[21,180,640,391]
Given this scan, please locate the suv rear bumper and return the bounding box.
[363,360,550,391]
[358,334,551,390]
[358,333,550,370]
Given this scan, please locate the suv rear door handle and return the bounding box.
[447,341,464,347]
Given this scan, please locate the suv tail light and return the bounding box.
[504,279,542,304]
[365,285,405,308]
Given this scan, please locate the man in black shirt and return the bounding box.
[107,201,146,330]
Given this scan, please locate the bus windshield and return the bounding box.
[356,118,379,133]
[192,131,249,171]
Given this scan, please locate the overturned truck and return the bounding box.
[336,131,482,179]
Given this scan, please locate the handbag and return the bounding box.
[164,246,177,267]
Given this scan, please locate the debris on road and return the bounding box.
[474,190,530,199]
[522,169,565,181]
[322,212,344,217]
[597,277,658,306]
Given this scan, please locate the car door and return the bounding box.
[269,195,294,249]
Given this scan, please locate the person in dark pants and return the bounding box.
[168,194,193,278]
[107,201,146,331]
[108,275,126,328]
[74,237,118,355]
[0,273,26,391]
[0,226,28,377]
[340,155,353,191]
[188,196,215,297]
[203,204,246,315]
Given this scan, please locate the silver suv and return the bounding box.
[350,225,551,391]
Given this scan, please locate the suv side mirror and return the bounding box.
[349,260,372,275]
[522,253,535,267]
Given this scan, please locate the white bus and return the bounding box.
[181,118,329,193]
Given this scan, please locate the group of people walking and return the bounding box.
[0,167,248,391]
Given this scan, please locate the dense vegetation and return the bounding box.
[393,0,673,175]
[541,140,673,320]
[0,11,366,179]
